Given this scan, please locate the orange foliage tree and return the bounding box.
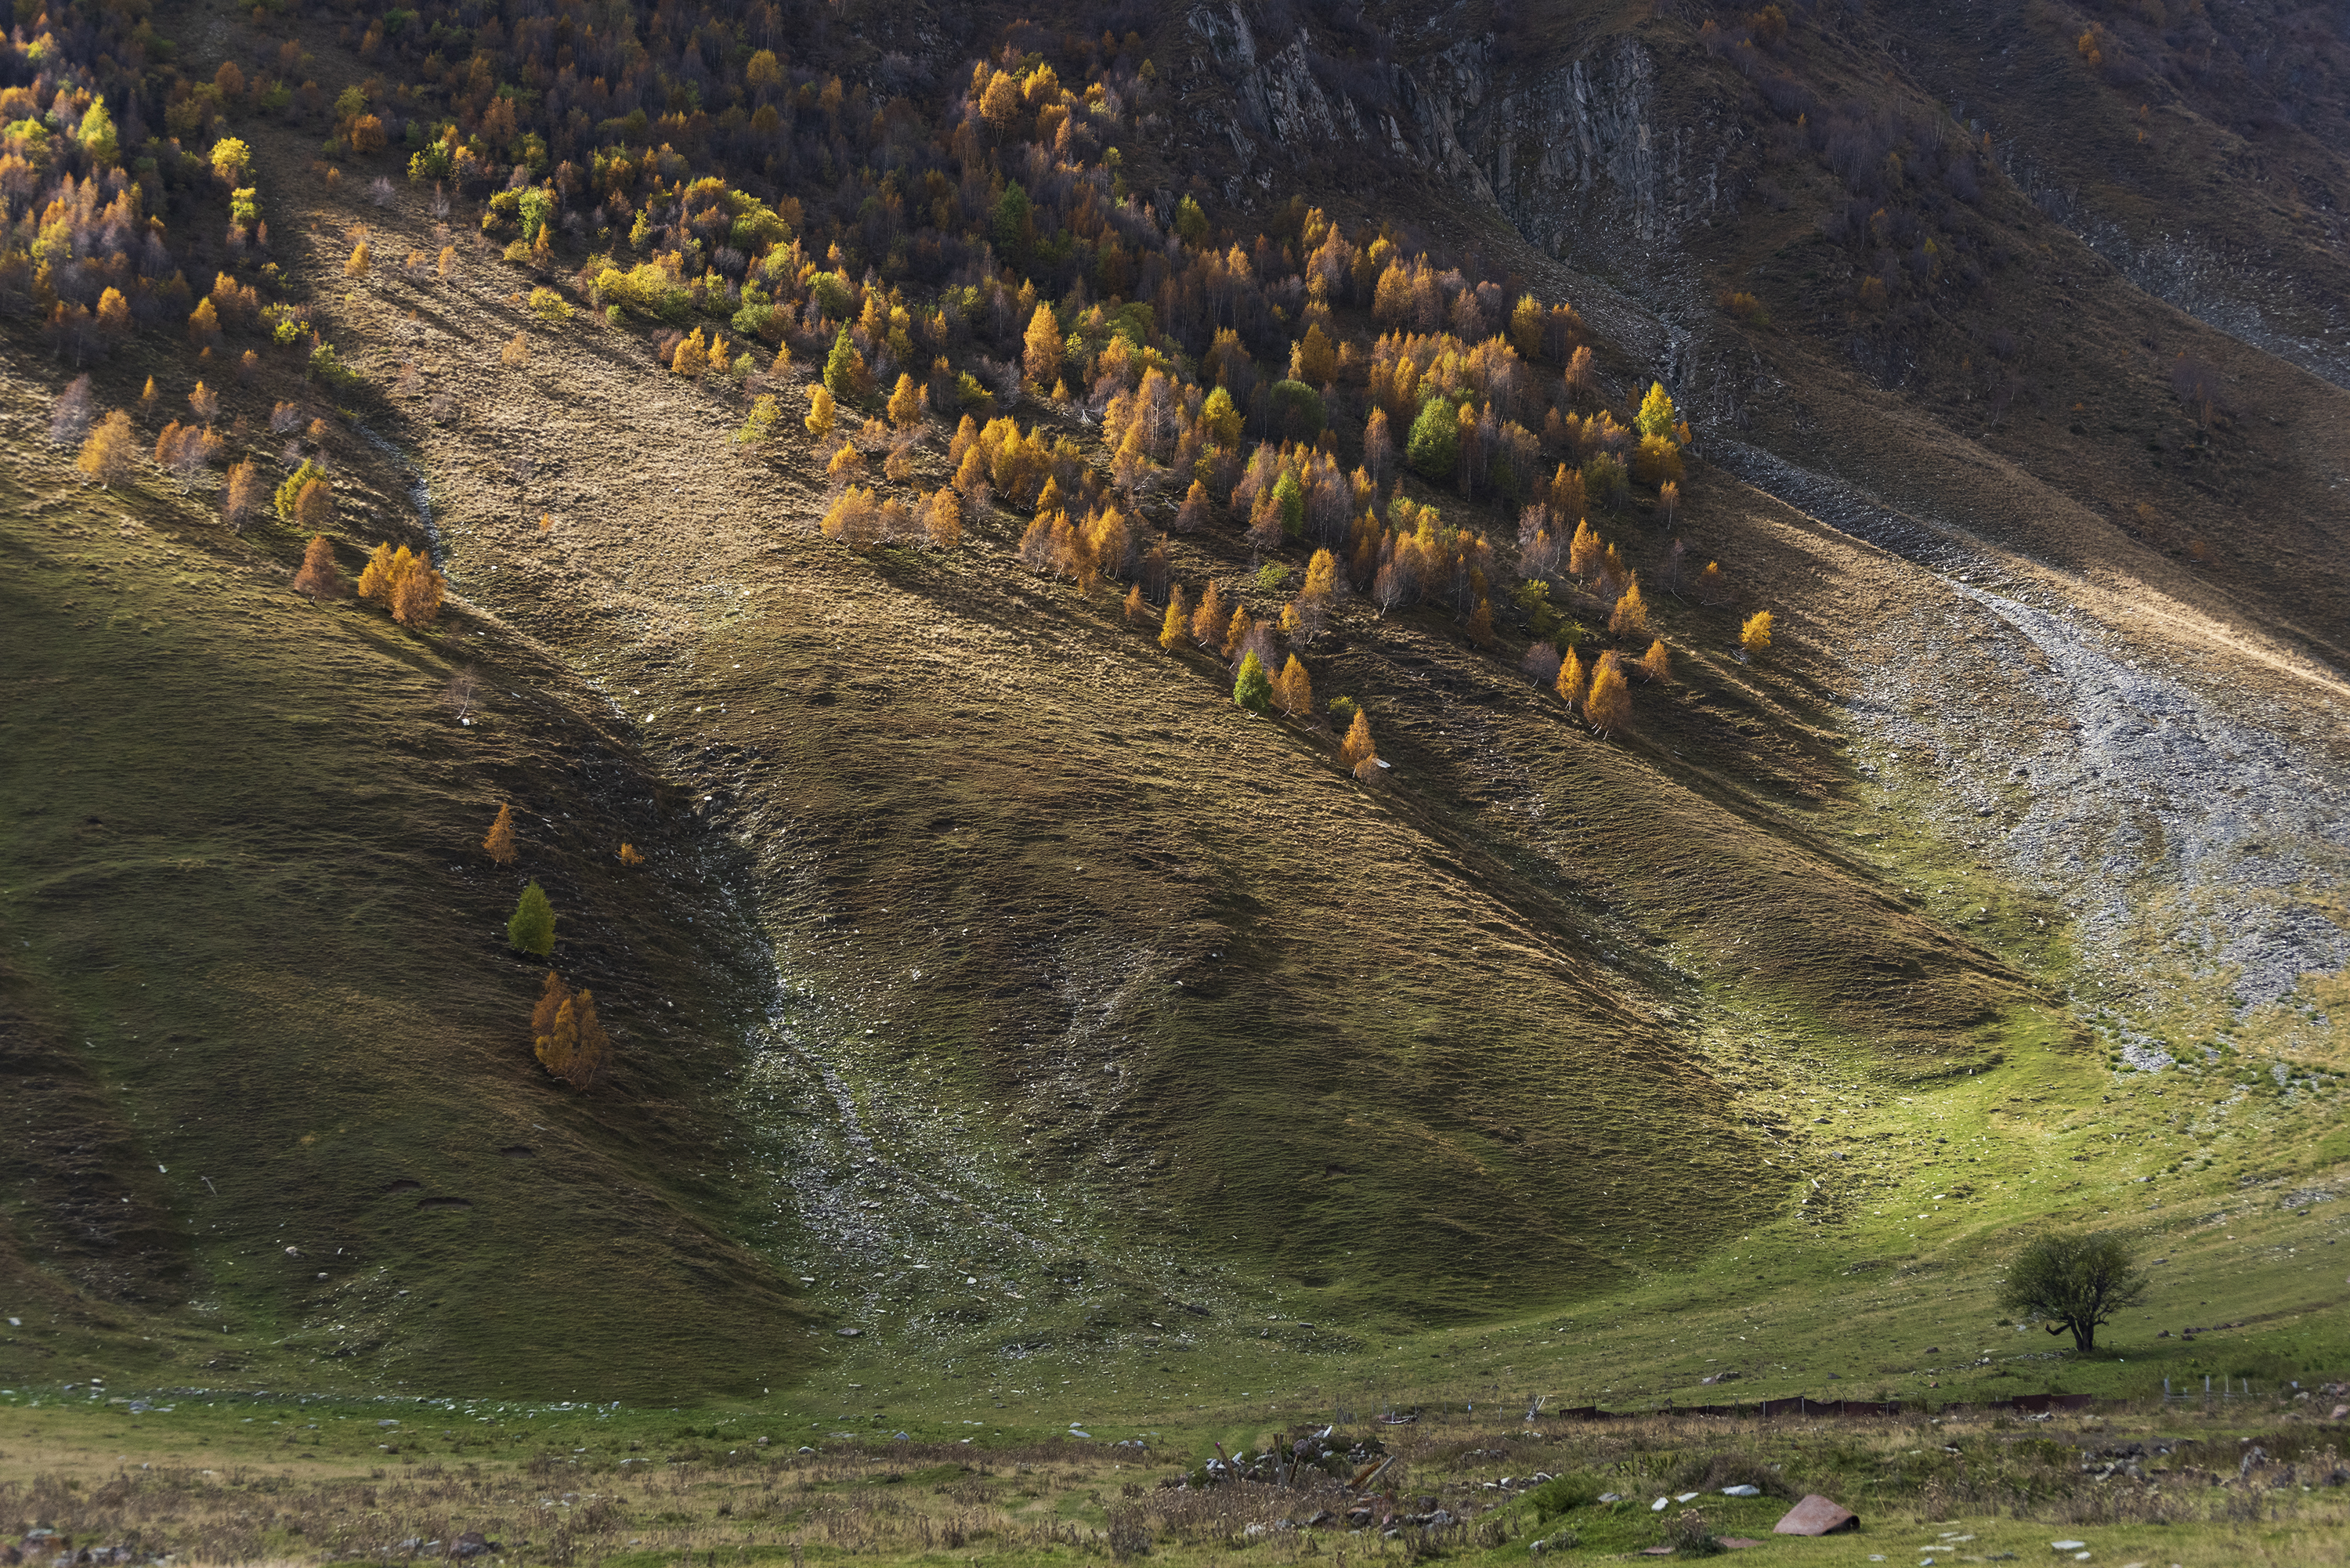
[292,533,342,600]
[484,804,519,865]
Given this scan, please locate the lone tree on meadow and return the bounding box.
[508,879,556,957]
[483,804,519,865]
[1997,1230,2149,1353]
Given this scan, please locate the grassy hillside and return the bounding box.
[0,357,816,1397]
[1,0,2343,1438]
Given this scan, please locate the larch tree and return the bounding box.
[1585,650,1632,735]
[507,880,556,956]
[535,996,578,1082]
[1159,586,1191,652]
[74,410,139,486]
[1274,654,1314,719]
[1636,381,1680,441]
[804,383,836,439]
[1568,517,1602,579]
[222,460,265,530]
[1234,650,1273,714]
[294,476,334,533]
[1023,302,1063,389]
[292,533,342,600]
[1190,579,1229,649]
[561,989,613,1089]
[1638,639,1671,683]
[1362,406,1394,484]
[1123,582,1149,625]
[1340,709,1377,770]
[345,240,371,278]
[924,486,963,551]
[1466,596,1495,649]
[1741,609,1774,656]
[357,542,396,602]
[390,551,446,627]
[1609,579,1651,639]
[887,372,923,428]
[530,970,571,1042]
[483,804,519,865]
[1556,645,1588,707]
[1175,479,1212,533]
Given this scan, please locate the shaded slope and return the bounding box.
[0,367,815,1397]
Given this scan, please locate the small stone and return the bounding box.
[1721,1484,1761,1497]
[836,1327,862,1338]
[1651,1496,1669,1511]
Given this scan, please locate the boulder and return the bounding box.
[1772,1495,1858,1535]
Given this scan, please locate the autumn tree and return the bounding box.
[1609,579,1651,639]
[1159,585,1191,652]
[294,476,334,533]
[483,803,519,865]
[1568,517,1602,579]
[531,969,570,1041]
[1274,653,1314,718]
[1190,578,1230,649]
[222,460,266,530]
[1173,479,1210,533]
[1638,639,1671,683]
[1234,650,1273,714]
[1123,582,1149,624]
[1585,649,1632,735]
[1340,709,1377,770]
[1658,479,1682,530]
[345,240,371,278]
[501,331,530,367]
[1023,302,1062,389]
[924,486,963,551]
[1636,381,1680,441]
[1466,597,1495,649]
[804,383,836,439]
[74,410,139,486]
[1362,406,1394,484]
[887,372,923,428]
[507,880,556,956]
[389,549,446,627]
[822,485,881,548]
[357,541,396,602]
[1556,644,1588,707]
[292,533,342,600]
[1741,609,1774,656]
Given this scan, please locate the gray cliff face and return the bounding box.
[1180,9,1712,286]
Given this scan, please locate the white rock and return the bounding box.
[1720,1484,1760,1497]
[1650,1498,1668,1512]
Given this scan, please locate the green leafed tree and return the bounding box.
[1234,650,1273,715]
[507,879,556,957]
[1273,468,1305,539]
[1996,1230,2149,1353]
[1407,394,1459,482]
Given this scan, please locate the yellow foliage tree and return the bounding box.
[1274,654,1314,718]
[1190,579,1229,649]
[357,542,397,602]
[1023,302,1062,389]
[1568,517,1601,578]
[1159,585,1191,652]
[1340,709,1377,770]
[804,382,836,439]
[887,372,923,428]
[74,410,139,486]
[1585,650,1632,735]
[924,486,963,551]
[344,240,371,279]
[531,970,571,1042]
[1741,609,1774,656]
[1556,644,1588,707]
[1638,639,1671,683]
[1609,579,1650,639]
[619,843,647,866]
[672,327,708,378]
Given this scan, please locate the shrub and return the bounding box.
[593,262,692,322]
[528,287,573,323]
[507,880,556,956]
[501,331,530,368]
[1524,1474,1603,1523]
[1233,650,1272,714]
[618,843,646,867]
[1328,694,1359,731]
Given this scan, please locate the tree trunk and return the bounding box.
[2070,1319,2096,1353]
